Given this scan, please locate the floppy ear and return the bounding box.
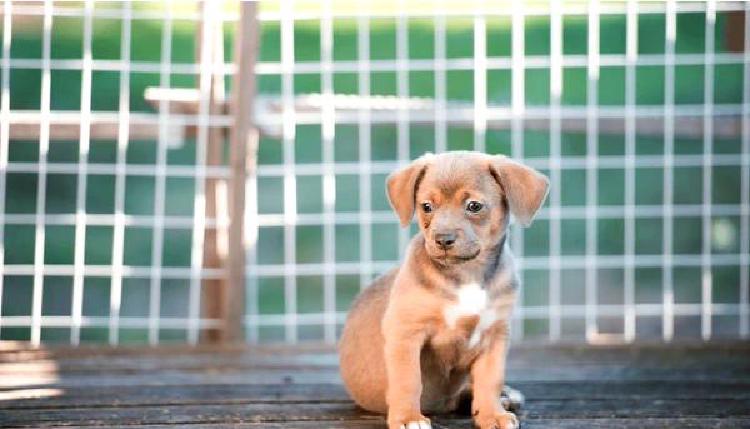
[386,155,432,227]
[488,155,549,227]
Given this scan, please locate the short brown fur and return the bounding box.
[339,151,549,429]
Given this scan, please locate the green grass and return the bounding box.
[0,8,745,343]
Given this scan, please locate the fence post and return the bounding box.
[198,3,228,343]
[224,1,259,342]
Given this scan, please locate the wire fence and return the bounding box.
[0,0,748,346]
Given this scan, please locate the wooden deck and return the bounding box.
[1,342,749,428]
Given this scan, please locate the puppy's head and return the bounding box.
[387,151,549,264]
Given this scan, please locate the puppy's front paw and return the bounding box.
[474,411,518,429]
[400,420,432,429]
[388,414,431,429]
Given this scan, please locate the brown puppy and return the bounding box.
[339,151,549,429]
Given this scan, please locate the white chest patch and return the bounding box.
[443,283,498,347]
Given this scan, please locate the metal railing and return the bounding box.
[0,0,748,346]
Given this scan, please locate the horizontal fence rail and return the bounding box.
[0,0,748,346]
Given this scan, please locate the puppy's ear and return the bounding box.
[386,154,432,227]
[488,155,549,227]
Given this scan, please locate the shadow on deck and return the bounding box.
[0,342,749,428]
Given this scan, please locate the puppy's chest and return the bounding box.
[436,283,498,350]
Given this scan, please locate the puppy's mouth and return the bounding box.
[432,249,481,264]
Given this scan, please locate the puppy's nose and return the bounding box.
[434,232,457,249]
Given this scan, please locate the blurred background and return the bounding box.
[0,0,747,346]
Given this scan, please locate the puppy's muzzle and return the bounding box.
[434,232,457,250]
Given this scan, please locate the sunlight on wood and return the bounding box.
[0,388,63,401]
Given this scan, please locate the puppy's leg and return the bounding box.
[470,325,518,429]
[384,330,431,429]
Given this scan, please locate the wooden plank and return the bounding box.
[2,341,748,364]
[2,398,750,427]
[8,354,745,374]
[519,419,750,429]
[0,342,338,363]
[0,384,349,409]
[30,419,750,429]
[0,369,343,389]
[0,351,340,373]
[2,381,749,410]
[2,343,749,386]
[516,398,750,418]
[0,403,375,427]
[62,423,386,429]
[0,355,339,375]
[6,364,750,390]
[0,343,324,370]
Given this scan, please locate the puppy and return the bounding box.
[339,151,549,429]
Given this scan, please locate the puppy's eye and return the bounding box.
[466,201,483,213]
[421,202,433,213]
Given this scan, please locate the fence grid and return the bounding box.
[0,0,748,346]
